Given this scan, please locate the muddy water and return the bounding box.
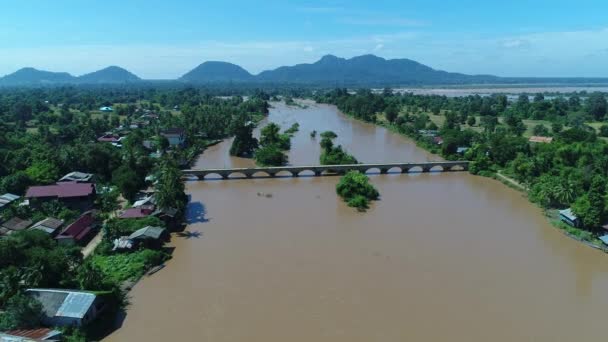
[106,101,608,341]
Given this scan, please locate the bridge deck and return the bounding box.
[183,161,469,180]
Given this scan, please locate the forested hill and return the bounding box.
[0,66,141,85]
[255,54,498,85]
[0,67,77,85]
[77,66,141,84]
[180,61,254,82]
[3,55,608,86]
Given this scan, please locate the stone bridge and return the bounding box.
[183,161,469,180]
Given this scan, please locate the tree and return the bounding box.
[552,122,563,134]
[467,116,476,126]
[155,158,187,213]
[25,161,59,185]
[259,123,281,146]
[230,121,258,157]
[112,165,142,202]
[586,93,607,121]
[532,124,550,136]
[0,171,31,195]
[76,260,108,291]
[572,175,606,228]
[335,171,379,211]
[599,125,608,137]
[385,104,398,123]
[254,145,288,166]
[0,294,42,330]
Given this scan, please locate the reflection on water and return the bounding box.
[106,101,608,342]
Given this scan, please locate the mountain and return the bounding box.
[180,61,253,82]
[0,67,76,85]
[78,66,141,84]
[256,54,498,85]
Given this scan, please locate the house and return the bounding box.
[25,183,96,211]
[456,147,469,154]
[153,207,179,229]
[529,136,553,144]
[1,328,62,341]
[129,226,167,242]
[97,133,122,143]
[1,217,33,233]
[119,207,154,219]
[133,195,155,208]
[559,208,580,227]
[55,211,97,245]
[99,106,113,112]
[0,193,20,211]
[418,130,438,137]
[161,128,185,147]
[58,171,94,183]
[30,218,64,236]
[25,289,105,327]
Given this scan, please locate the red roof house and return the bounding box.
[97,133,121,143]
[119,207,154,219]
[56,211,96,244]
[26,183,96,211]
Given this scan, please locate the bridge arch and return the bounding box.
[429,165,444,172]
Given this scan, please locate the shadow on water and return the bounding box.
[187,196,210,224]
[176,230,203,239]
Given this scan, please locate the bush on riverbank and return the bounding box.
[90,249,169,283]
[336,171,379,211]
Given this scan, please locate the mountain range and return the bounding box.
[1,54,606,86]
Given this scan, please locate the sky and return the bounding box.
[2,0,608,79]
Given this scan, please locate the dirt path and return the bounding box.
[496,172,528,191]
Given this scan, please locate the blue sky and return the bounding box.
[2,0,608,78]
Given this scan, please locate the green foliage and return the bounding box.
[336,171,379,211]
[599,125,608,137]
[284,123,300,135]
[112,165,143,202]
[90,249,168,283]
[103,217,164,242]
[154,158,187,214]
[310,130,317,138]
[320,145,358,165]
[0,171,31,195]
[254,145,288,166]
[320,130,337,139]
[229,120,258,157]
[532,124,550,136]
[467,116,477,127]
[0,293,42,330]
[25,160,60,185]
[318,131,358,165]
[586,93,607,120]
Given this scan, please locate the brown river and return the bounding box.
[106,101,608,341]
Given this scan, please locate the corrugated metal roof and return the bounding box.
[129,226,166,240]
[600,235,608,245]
[559,208,578,221]
[26,183,94,199]
[26,289,96,319]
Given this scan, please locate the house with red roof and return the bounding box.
[25,182,96,211]
[119,206,154,219]
[56,211,97,245]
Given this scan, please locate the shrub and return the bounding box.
[336,171,379,211]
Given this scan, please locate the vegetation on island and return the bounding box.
[319,131,358,165]
[317,88,608,243]
[336,171,380,211]
[254,123,292,166]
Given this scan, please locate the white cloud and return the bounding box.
[373,44,384,52]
